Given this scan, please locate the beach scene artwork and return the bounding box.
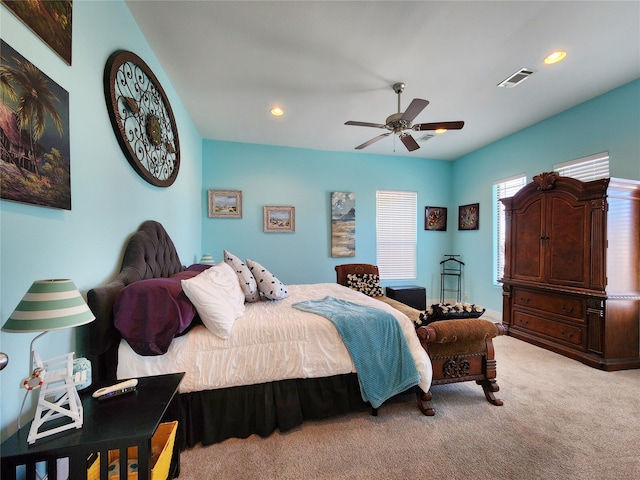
[264,206,295,232]
[331,192,355,257]
[208,190,242,218]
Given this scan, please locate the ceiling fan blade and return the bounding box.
[345,121,387,129]
[400,99,429,123]
[354,132,392,150]
[400,133,420,152]
[413,121,465,131]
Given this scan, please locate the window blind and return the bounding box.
[376,190,417,280]
[494,175,527,283]
[554,152,609,181]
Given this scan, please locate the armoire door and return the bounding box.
[511,196,544,282]
[544,193,590,288]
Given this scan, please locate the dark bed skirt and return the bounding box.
[178,373,368,448]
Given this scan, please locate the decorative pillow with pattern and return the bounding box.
[346,273,384,297]
[416,302,486,327]
[246,258,289,300]
[224,250,260,302]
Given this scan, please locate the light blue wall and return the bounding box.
[450,79,640,314]
[0,0,203,440]
[202,141,453,299]
[202,80,640,317]
[2,0,638,446]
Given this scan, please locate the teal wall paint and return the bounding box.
[1,0,638,446]
[202,141,453,299]
[450,79,640,314]
[0,0,203,440]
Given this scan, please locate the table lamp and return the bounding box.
[199,253,215,265]
[2,279,95,444]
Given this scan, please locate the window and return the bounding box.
[376,190,417,280]
[554,152,609,181]
[493,175,527,284]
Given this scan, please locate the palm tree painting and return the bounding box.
[1,40,71,209]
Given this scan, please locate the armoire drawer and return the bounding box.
[513,310,584,347]
[512,288,585,321]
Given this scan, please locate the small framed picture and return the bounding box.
[425,206,447,231]
[264,206,295,232]
[458,203,479,230]
[208,190,242,218]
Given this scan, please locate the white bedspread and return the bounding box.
[117,283,432,395]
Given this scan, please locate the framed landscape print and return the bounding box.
[0,40,71,209]
[208,190,242,218]
[264,206,295,232]
[331,191,356,257]
[458,203,479,230]
[1,0,73,65]
[425,206,447,231]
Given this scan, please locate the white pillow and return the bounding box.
[223,250,260,302]
[181,262,246,339]
[246,258,289,300]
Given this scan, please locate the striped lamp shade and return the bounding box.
[2,279,95,333]
[199,254,215,265]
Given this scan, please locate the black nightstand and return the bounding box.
[1,372,184,480]
[386,285,426,311]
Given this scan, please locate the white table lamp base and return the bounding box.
[27,352,83,444]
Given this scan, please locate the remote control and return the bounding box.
[96,385,137,401]
[92,379,138,399]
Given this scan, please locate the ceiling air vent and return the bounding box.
[418,133,435,142]
[497,68,533,88]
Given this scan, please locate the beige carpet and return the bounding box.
[177,336,640,480]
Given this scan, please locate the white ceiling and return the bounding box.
[126,1,640,161]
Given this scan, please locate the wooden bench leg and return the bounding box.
[416,389,435,416]
[477,378,503,406]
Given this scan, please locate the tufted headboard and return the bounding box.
[79,220,185,383]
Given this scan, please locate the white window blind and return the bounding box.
[376,190,417,280]
[554,152,609,181]
[494,175,527,284]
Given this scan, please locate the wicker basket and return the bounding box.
[87,421,177,480]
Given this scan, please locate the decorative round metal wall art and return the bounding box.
[104,50,180,187]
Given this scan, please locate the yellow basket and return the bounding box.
[87,421,178,480]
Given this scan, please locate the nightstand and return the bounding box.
[1,372,184,480]
[385,285,426,311]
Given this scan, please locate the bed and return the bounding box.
[80,221,432,448]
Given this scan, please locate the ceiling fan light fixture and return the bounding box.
[270,106,284,116]
[344,82,464,152]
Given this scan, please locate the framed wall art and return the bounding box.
[2,0,73,65]
[264,206,295,232]
[331,192,356,257]
[0,40,71,210]
[425,206,447,231]
[458,203,479,230]
[208,190,242,218]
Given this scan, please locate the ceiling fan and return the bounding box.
[345,82,464,152]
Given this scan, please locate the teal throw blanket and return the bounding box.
[292,296,420,409]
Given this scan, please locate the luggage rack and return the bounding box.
[440,254,464,303]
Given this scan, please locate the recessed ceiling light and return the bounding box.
[544,50,567,65]
[270,107,284,116]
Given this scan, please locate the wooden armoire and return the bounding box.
[501,172,640,370]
